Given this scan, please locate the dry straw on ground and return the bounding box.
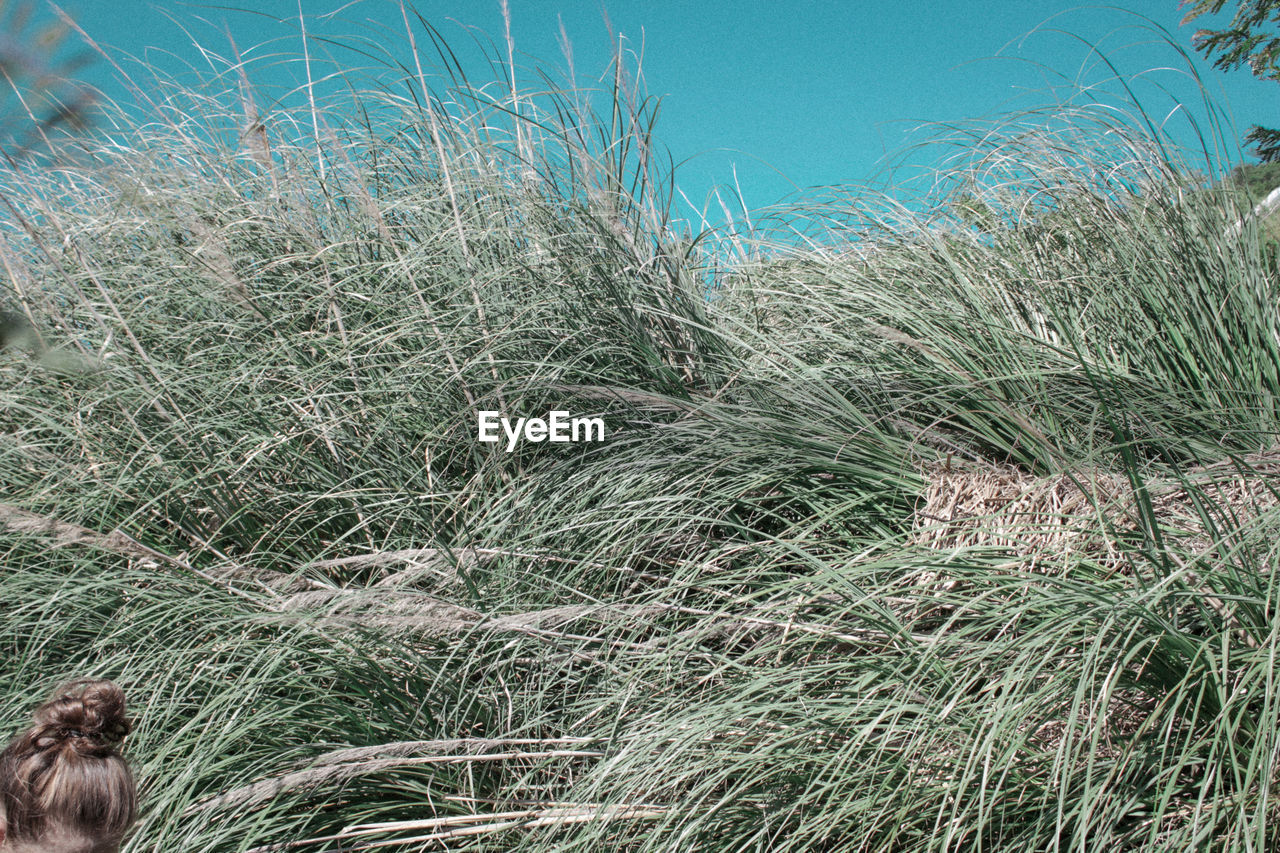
[911,450,1280,570]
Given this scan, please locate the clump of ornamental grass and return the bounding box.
[2,9,1279,853]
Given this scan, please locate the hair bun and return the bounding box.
[32,679,131,752]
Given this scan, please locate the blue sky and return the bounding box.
[26,1,1279,221]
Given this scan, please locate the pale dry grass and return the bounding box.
[912,450,1280,565]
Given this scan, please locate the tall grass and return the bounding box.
[1,9,1278,852]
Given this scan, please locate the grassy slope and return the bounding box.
[1,28,1279,853]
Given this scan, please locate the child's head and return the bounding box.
[0,680,137,853]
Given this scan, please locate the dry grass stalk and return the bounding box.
[244,803,668,851]
[186,737,603,814]
[0,502,284,600]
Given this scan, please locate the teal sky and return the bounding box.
[26,1,1279,222]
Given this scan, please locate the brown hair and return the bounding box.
[0,680,137,852]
